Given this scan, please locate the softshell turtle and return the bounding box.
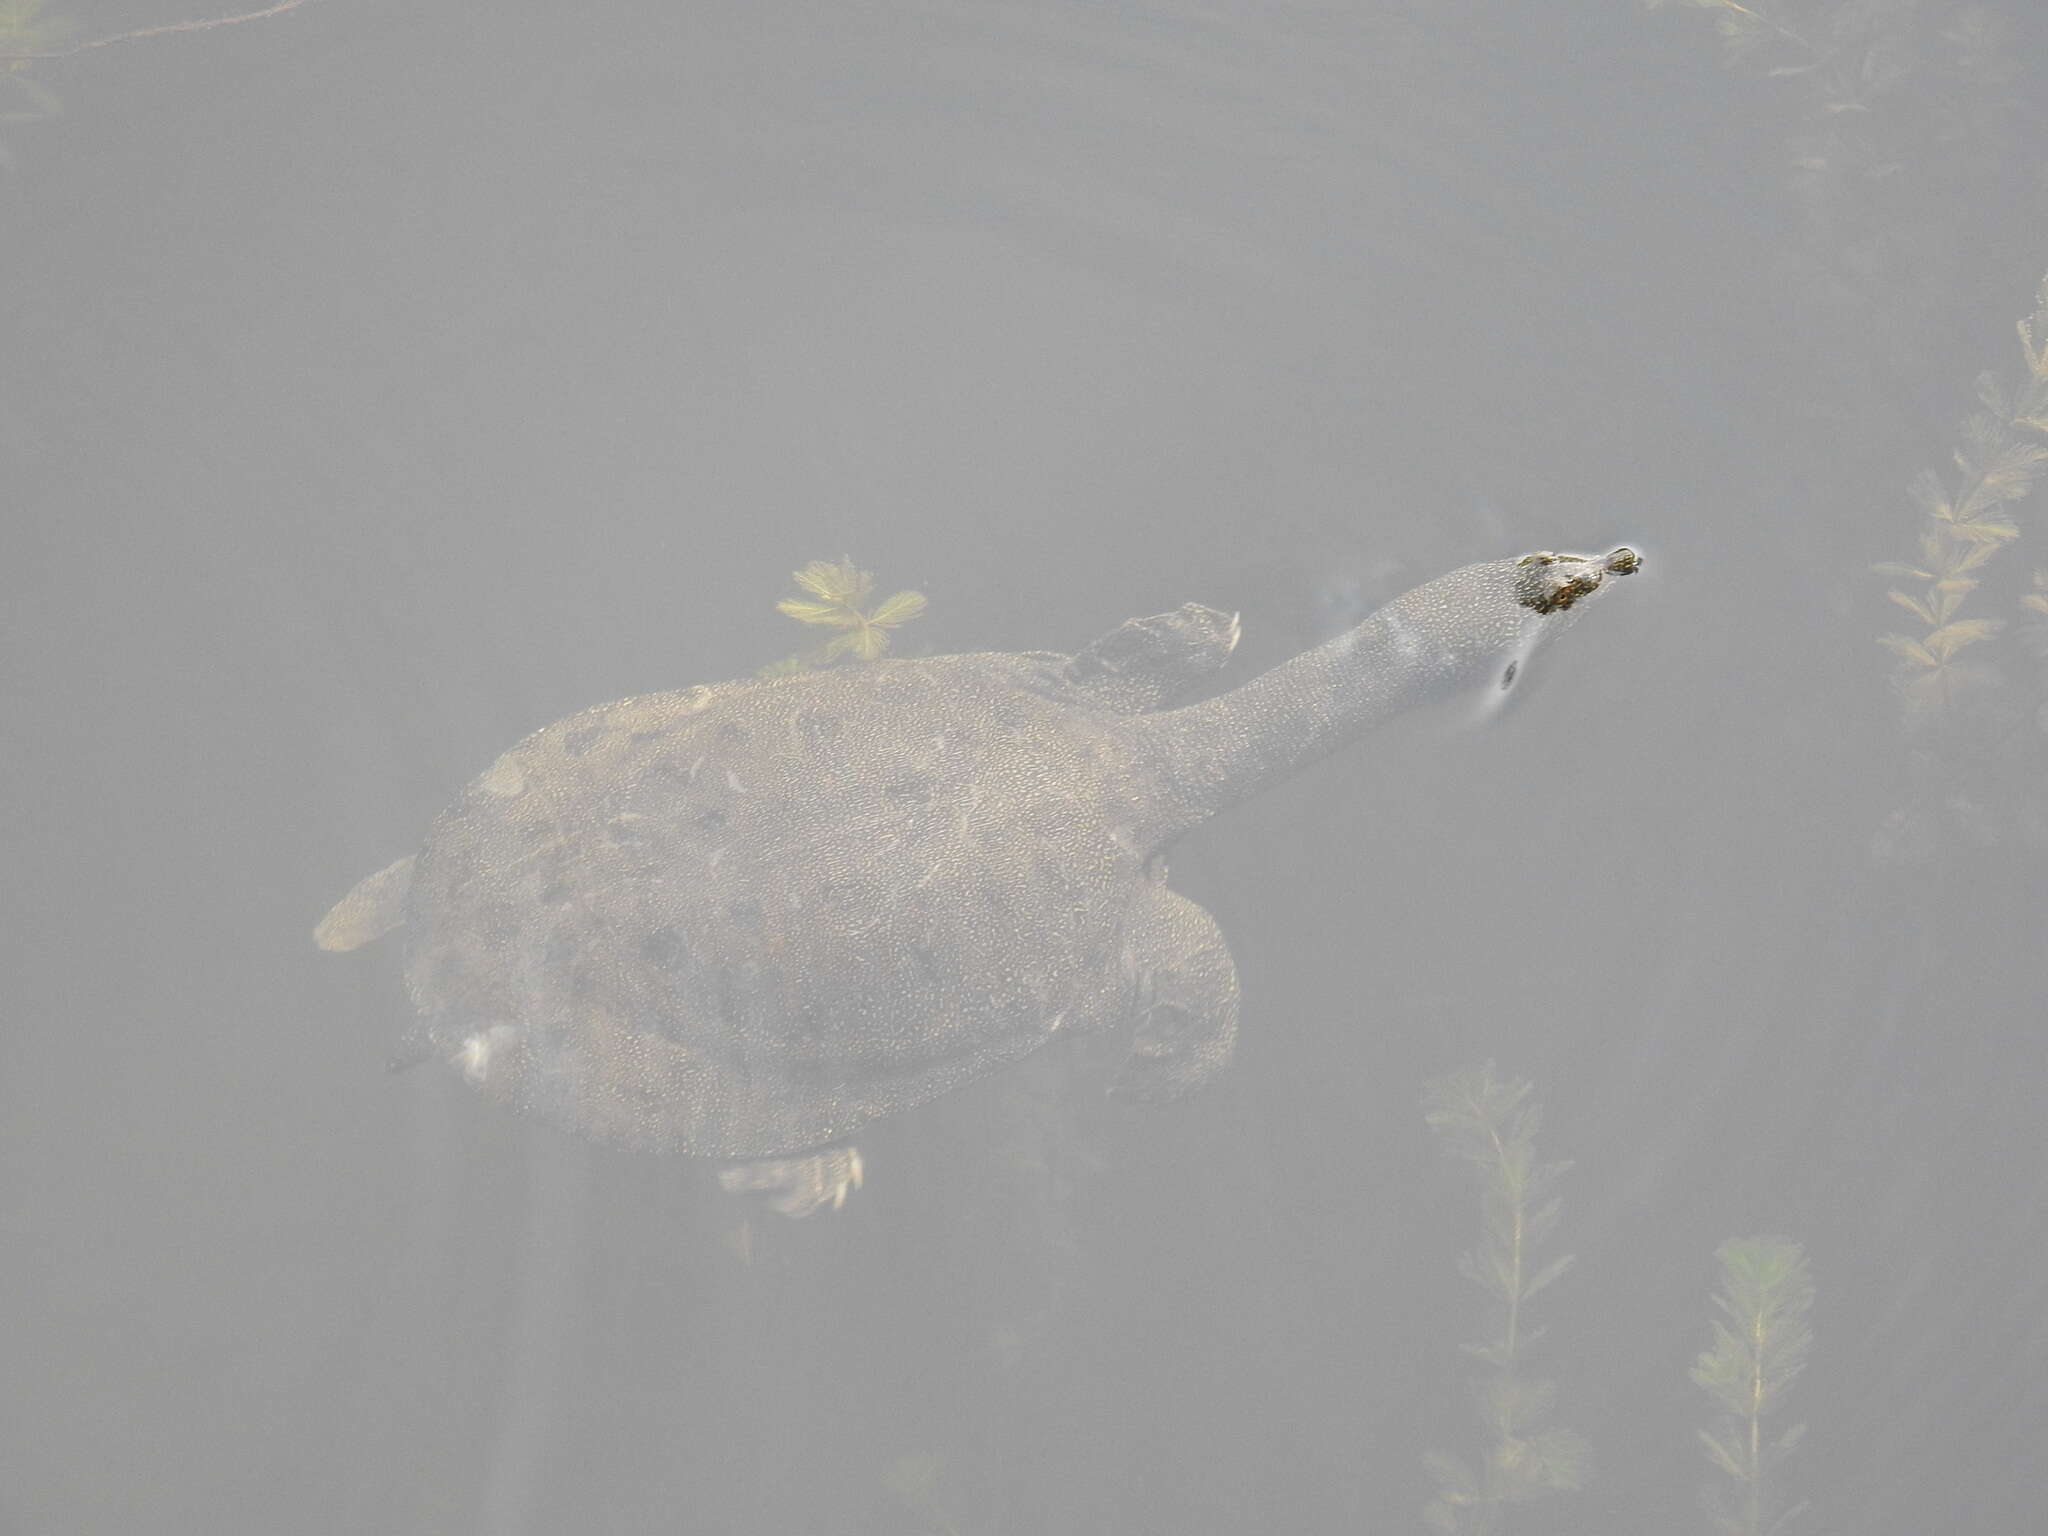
[318,548,1640,1215]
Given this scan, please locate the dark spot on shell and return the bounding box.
[1500,660,1518,690]
[628,728,665,745]
[796,709,843,745]
[728,899,764,929]
[563,725,605,757]
[543,926,580,973]
[782,1050,831,1086]
[710,964,744,1026]
[717,720,750,743]
[698,807,728,831]
[786,1000,826,1045]
[650,1008,694,1045]
[884,776,931,804]
[640,925,690,970]
[605,815,648,844]
[1145,1004,1195,1045]
[539,880,572,906]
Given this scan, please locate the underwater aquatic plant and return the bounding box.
[1691,1236,1815,1536]
[1420,1063,1589,1535]
[757,556,927,677]
[1868,272,2048,861]
[1641,0,2039,440]
[1638,0,2026,184]
[1876,272,2048,725]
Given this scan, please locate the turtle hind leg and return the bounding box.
[717,1146,865,1218]
[313,854,416,952]
[1110,890,1240,1104]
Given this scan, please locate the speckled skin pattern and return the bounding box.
[359,551,1635,1163]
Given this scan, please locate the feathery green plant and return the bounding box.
[1867,272,2048,860]
[1639,0,2023,186]
[757,557,927,678]
[1421,1063,1589,1535]
[1875,272,2048,725]
[1640,0,2036,441]
[1691,1237,1815,1536]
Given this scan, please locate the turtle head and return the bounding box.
[1357,544,1644,701]
[1483,546,1643,706]
[1130,543,1647,831]
[1510,547,1642,615]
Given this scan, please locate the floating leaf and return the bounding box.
[1949,517,2019,544]
[822,628,874,661]
[868,589,928,627]
[1906,468,1952,520]
[1523,1252,1575,1300]
[788,557,873,606]
[1699,1428,1745,1481]
[774,596,859,627]
[1876,633,1937,667]
[1899,661,1998,719]
[1923,618,2002,661]
[1885,589,1937,625]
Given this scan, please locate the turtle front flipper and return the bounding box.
[313,854,416,952]
[1110,890,1241,1103]
[717,1146,865,1218]
[1062,603,1241,714]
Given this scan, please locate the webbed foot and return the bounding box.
[1110,890,1241,1103]
[717,1146,865,1218]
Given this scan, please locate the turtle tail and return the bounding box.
[313,854,416,952]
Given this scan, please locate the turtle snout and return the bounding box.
[1512,546,1641,616]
